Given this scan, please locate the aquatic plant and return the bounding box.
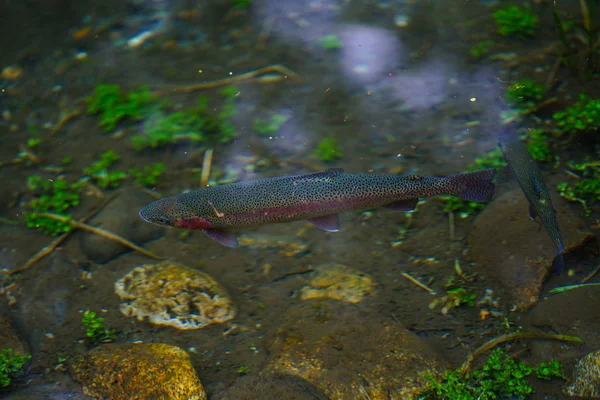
[493,5,538,38]
[506,79,546,110]
[553,94,600,136]
[83,150,127,189]
[0,348,31,388]
[82,310,116,344]
[131,87,237,150]
[557,158,599,216]
[232,0,252,8]
[319,34,343,50]
[422,348,564,399]
[24,175,83,236]
[253,114,289,136]
[552,0,599,74]
[312,137,343,162]
[524,129,552,162]
[130,162,166,187]
[470,40,492,59]
[87,84,158,132]
[443,148,506,216]
[429,287,476,315]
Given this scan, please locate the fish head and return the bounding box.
[139,196,214,230]
[139,197,180,227]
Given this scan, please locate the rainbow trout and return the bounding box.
[498,133,565,274]
[139,168,496,248]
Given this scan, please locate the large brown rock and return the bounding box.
[70,343,206,400]
[263,300,447,399]
[469,188,593,310]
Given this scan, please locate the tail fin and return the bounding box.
[552,253,565,275]
[446,169,496,202]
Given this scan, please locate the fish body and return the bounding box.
[498,133,565,274]
[140,168,496,247]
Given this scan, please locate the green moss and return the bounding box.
[82,310,115,344]
[421,348,564,399]
[493,5,538,38]
[557,159,600,216]
[524,129,552,162]
[312,138,343,162]
[83,150,127,189]
[506,79,546,110]
[0,348,31,388]
[443,148,506,216]
[253,114,289,136]
[129,162,166,187]
[87,84,158,132]
[319,34,343,50]
[553,94,600,135]
[233,0,252,8]
[24,176,83,236]
[131,87,237,150]
[470,40,492,59]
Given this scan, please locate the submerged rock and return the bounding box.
[114,261,235,330]
[469,188,593,310]
[299,263,376,304]
[80,188,163,263]
[265,301,446,399]
[70,343,206,400]
[0,313,29,356]
[565,349,600,397]
[215,374,329,400]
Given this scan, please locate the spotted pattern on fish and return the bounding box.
[140,168,496,231]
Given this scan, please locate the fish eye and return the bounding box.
[155,216,171,224]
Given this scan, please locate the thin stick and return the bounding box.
[36,213,163,260]
[581,264,600,283]
[200,148,214,188]
[153,64,302,95]
[460,331,584,375]
[256,17,275,51]
[8,191,121,276]
[50,109,82,137]
[401,272,436,294]
[448,211,455,241]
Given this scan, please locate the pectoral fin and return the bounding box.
[204,229,239,248]
[307,214,340,232]
[383,198,418,211]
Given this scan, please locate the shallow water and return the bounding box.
[0,0,599,399]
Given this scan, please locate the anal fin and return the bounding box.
[307,214,339,232]
[204,229,239,248]
[529,203,538,220]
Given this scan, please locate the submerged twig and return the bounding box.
[256,17,275,51]
[50,109,82,137]
[581,264,600,283]
[200,148,214,188]
[401,272,436,294]
[448,211,455,241]
[153,64,302,95]
[460,331,584,375]
[36,213,163,260]
[8,191,120,276]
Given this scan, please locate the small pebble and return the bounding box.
[394,14,410,28]
[1,65,23,80]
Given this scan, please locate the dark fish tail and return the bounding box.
[552,253,565,275]
[446,169,496,202]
